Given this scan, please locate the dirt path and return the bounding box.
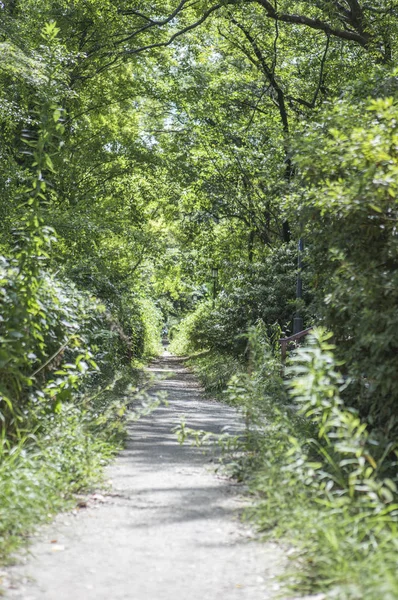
[4,352,288,600]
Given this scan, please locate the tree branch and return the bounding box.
[116,0,191,44]
[230,18,289,134]
[123,3,231,56]
[254,0,370,45]
[287,31,330,109]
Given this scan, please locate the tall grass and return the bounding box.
[0,368,137,564]
[186,326,398,599]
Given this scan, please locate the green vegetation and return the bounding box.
[176,327,398,599]
[1,1,398,596]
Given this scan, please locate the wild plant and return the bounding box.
[188,324,398,597]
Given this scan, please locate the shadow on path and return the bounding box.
[4,352,287,600]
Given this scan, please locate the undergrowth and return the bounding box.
[186,351,244,397]
[0,366,146,564]
[181,325,398,600]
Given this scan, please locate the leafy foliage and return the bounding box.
[188,326,398,598]
[171,243,304,355]
[293,94,398,428]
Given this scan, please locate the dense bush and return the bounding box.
[0,256,162,437]
[120,296,163,361]
[292,97,398,428]
[0,258,100,428]
[63,263,162,362]
[172,243,306,356]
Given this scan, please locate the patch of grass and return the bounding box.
[0,367,139,565]
[0,436,72,562]
[187,351,244,398]
[244,427,398,599]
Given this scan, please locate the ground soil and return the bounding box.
[2,352,305,600]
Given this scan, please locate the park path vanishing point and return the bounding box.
[4,350,292,600]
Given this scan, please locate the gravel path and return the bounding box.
[4,352,288,600]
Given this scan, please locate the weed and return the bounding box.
[0,366,141,564]
[185,325,398,599]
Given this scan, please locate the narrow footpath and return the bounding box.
[5,352,288,600]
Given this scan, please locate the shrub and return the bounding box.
[0,259,107,430]
[293,96,398,428]
[171,243,305,356]
[229,328,398,598]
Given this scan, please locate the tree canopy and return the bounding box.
[1,0,398,424]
